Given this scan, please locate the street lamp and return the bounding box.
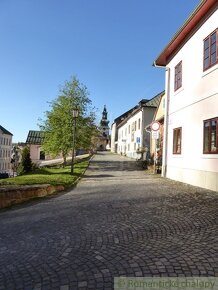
[71,107,79,175]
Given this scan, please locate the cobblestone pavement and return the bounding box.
[0,152,218,290]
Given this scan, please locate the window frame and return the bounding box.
[138,118,141,130]
[131,123,135,142]
[203,117,218,154]
[173,127,182,155]
[174,61,182,91]
[203,28,218,71]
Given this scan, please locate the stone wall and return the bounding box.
[0,184,65,209]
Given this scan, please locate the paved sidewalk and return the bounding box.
[38,154,90,167]
[0,152,217,290]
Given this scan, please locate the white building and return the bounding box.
[112,93,162,159]
[154,0,218,191]
[0,125,13,173]
[111,106,137,154]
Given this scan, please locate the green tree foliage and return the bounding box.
[18,146,32,174]
[39,76,97,166]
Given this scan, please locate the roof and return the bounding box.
[154,0,218,66]
[0,125,13,136]
[114,107,137,125]
[116,91,165,129]
[145,91,164,107]
[26,130,45,145]
[114,91,165,127]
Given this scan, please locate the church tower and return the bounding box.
[100,105,110,138]
[96,105,110,151]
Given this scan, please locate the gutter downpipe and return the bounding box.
[153,61,170,178]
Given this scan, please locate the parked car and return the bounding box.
[0,172,9,179]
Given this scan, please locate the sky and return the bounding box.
[0,0,200,143]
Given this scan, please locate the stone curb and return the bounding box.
[0,184,65,209]
[0,155,93,210]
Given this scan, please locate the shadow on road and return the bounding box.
[83,174,115,178]
[88,160,144,171]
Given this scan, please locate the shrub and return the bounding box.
[18,147,32,175]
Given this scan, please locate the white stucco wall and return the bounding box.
[117,107,157,159]
[117,110,143,159]
[110,123,117,153]
[165,7,218,191]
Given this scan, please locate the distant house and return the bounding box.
[147,92,165,168]
[111,107,137,154]
[26,130,45,162]
[111,92,162,159]
[0,125,13,173]
[154,0,218,191]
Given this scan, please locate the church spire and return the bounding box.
[100,105,109,137]
[102,105,108,120]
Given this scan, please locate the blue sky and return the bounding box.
[0,0,200,142]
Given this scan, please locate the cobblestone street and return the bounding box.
[0,152,218,290]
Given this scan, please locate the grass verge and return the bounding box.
[0,158,90,188]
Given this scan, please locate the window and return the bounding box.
[131,123,135,141]
[203,117,218,154]
[40,151,45,160]
[128,125,130,134]
[204,29,218,71]
[173,127,182,154]
[138,118,141,130]
[174,61,182,91]
[132,122,134,131]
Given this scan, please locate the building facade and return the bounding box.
[0,125,13,173]
[148,92,165,166]
[154,0,218,191]
[111,107,137,154]
[113,93,162,159]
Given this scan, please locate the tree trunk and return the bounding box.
[62,155,67,167]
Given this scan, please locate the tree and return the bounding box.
[18,146,32,174]
[39,76,97,166]
[11,145,20,176]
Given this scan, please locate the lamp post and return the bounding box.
[71,107,79,175]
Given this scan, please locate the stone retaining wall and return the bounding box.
[0,184,65,209]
